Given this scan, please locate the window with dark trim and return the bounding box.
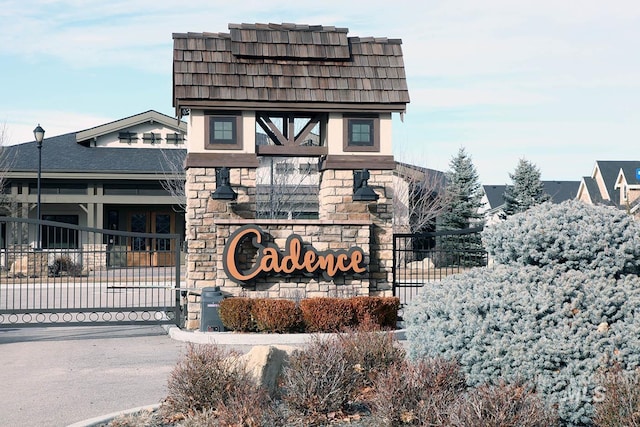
[275,162,295,175]
[343,115,380,152]
[205,113,243,149]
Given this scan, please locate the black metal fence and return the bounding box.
[0,217,182,327]
[392,227,487,307]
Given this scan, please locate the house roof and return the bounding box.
[592,160,640,205]
[395,161,445,182]
[6,115,186,176]
[483,185,507,210]
[482,181,580,210]
[579,177,599,204]
[542,181,581,203]
[172,23,410,114]
[76,110,186,145]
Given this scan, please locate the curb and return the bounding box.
[163,324,407,345]
[66,403,160,427]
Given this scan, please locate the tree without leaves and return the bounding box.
[393,162,454,233]
[159,148,187,212]
[502,158,550,218]
[255,157,319,219]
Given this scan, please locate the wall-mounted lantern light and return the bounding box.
[353,168,379,201]
[211,167,237,200]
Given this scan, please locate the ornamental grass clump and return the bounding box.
[405,200,640,426]
[593,365,640,427]
[162,344,256,417]
[369,358,466,425]
[281,334,361,422]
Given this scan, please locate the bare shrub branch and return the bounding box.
[393,161,454,233]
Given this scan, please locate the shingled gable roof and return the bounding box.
[172,23,410,114]
[6,112,186,175]
[592,160,640,205]
[6,133,185,175]
[76,110,186,146]
[482,181,580,210]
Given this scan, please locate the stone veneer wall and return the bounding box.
[318,169,394,294]
[82,244,107,271]
[184,166,394,330]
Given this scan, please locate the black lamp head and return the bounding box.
[211,167,237,200]
[353,168,379,201]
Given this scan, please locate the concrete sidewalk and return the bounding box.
[0,325,184,427]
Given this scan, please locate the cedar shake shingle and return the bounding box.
[172,23,410,113]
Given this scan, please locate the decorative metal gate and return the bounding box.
[0,217,182,327]
[392,227,487,307]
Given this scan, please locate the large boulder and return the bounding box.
[236,345,297,395]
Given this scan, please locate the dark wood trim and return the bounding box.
[295,115,322,145]
[321,155,395,170]
[257,116,288,146]
[256,145,328,156]
[177,100,408,113]
[204,112,243,150]
[185,153,259,168]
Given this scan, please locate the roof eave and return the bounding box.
[175,99,409,113]
[76,111,187,144]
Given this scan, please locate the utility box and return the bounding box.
[200,287,225,332]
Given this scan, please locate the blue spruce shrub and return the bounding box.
[482,200,640,276]
[405,200,640,426]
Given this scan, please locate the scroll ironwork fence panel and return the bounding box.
[0,217,182,327]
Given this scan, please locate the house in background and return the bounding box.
[393,162,447,233]
[2,110,187,266]
[577,160,640,216]
[482,181,580,224]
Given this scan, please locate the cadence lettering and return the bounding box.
[222,224,367,285]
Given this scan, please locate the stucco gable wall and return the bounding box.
[95,122,187,148]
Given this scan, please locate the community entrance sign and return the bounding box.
[222,224,367,284]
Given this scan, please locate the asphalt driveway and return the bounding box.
[0,325,186,427]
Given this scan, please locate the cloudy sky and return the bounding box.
[2,0,640,184]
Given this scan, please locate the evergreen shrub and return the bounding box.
[483,200,640,276]
[219,296,398,333]
[405,200,640,426]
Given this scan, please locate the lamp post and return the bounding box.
[33,124,45,250]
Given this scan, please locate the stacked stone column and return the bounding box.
[319,168,394,295]
[184,166,255,330]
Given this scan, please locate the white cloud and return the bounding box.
[0,109,116,145]
[3,0,640,185]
